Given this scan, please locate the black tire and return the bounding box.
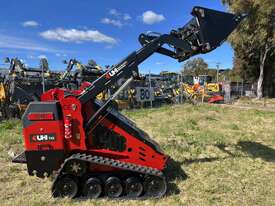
[143,176,167,197]
[104,176,123,198]
[82,177,102,198]
[125,177,143,197]
[52,175,78,198]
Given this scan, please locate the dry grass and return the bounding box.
[235,97,275,108]
[0,104,275,206]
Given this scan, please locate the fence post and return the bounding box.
[149,70,153,108]
[241,79,244,96]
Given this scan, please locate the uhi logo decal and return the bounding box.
[30,134,56,142]
[105,61,127,79]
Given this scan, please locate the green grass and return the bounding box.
[0,104,275,205]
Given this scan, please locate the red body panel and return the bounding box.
[23,120,64,151]
[23,82,168,172]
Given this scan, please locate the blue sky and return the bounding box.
[0,0,233,73]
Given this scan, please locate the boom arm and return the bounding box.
[78,6,245,132]
[78,6,244,104]
[78,33,194,103]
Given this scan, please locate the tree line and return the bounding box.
[181,57,242,82]
[222,0,274,98]
[181,0,274,98]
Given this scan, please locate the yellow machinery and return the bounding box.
[114,88,136,110]
[0,81,11,118]
[0,82,6,102]
[0,80,23,118]
[181,83,205,104]
[205,83,220,93]
[181,81,224,104]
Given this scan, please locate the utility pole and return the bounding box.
[216,62,220,82]
[41,61,45,93]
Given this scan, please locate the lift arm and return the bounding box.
[78,6,245,132]
[78,6,245,104]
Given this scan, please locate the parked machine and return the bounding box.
[0,58,61,118]
[60,59,105,87]
[181,75,224,104]
[12,7,244,199]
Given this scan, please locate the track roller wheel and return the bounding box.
[52,175,78,198]
[125,177,143,198]
[143,176,167,198]
[104,176,123,198]
[82,177,102,198]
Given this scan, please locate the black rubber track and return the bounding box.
[51,153,167,199]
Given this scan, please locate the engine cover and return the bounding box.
[22,101,65,177]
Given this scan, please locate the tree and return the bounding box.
[181,57,208,76]
[222,0,275,98]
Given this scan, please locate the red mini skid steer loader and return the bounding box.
[12,7,245,199]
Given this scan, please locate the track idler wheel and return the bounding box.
[104,176,123,198]
[125,177,143,198]
[143,175,167,197]
[52,175,78,198]
[64,160,87,176]
[82,177,102,198]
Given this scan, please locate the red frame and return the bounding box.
[23,83,168,172]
